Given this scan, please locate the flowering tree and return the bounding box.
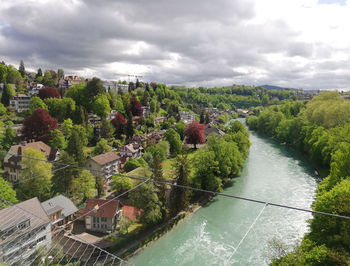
[38,86,61,100]
[185,121,205,149]
[22,108,58,142]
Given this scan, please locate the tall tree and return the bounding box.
[128,97,143,116]
[164,128,182,155]
[199,109,205,124]
[1,84,15,106]
[0,64,7,83]
[57,69,64,79]
[100,119,114,140]
[170,153,191,215]
[66,128,86,166]
[29,96,48,114]
[22,108,58,142]
[19,60,25,77]
[91,138,112,156]
[125,113,134,139]
[16,148,53,201]
[6,65,21,84]
[36,68,43,77]
[42,70,56,87]
[92,94,111,118]
[49,129,66,150]
[86,77,105,97]
[68,170,96,204]
[185,121,205,149]
[111,112,127,137]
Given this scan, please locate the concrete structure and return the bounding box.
[0,198,51,264]
[88,152,120,186]
[102,81,129,93]
[4,141,59,182]
[41,195,78,231]
[9,94,30,112]
[179,111,195,124]
[83,199,122,233]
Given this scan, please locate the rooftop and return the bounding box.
[83,199,120,218]
[41,195,78,217]
[91,152,120,166]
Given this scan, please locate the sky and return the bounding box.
[0,0,350,89]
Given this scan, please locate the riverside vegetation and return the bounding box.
[247,91,350,265]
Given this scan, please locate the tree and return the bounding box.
[164,128,182,155]
[38,87,61,100]
[2,122,17,151]
[19,60,25,77]
[29,96,48,113]
[92,138,112,156]
[86,77,105,97]
[170,153,191,215]
[66,128,86,166]
[51,152,78,194]
[175,121,186,140]
[112,175,133,192]
[0,64,7,83]
[49,129,66,150]
[57,69,64,79]
[146,144,167,162]
[73,105,88,125]
[17,148,53,201]
[22,108,58,142]
[128,97,143,116]
[193,149,222,192]
[185,121,205,148]
[119,216,133,234]
[6,65,21,84]
[125,114,134,138]
[130,182,162,224]
[124,157,147,172]
[0,176,18,205]
[100,119,114,140]
[42,70,56,87]
[36,68,43,78]
[61,118,74,137]
[199,109,205,124]
[0,103,6,116]
[92,94,111,118]
[68,170,96,204]
[111,112,127,137]
[1,84,15,106]
[45,97,76,122]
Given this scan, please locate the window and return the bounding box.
[101,217,107,222]
[37,236,46,243]
[93,217,100,223]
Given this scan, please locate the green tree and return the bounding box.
[0,176,18,205]
[0,64,7,83]
[170,153,191,215]
[57,69,64,79]
[130,182,162,224]
[112,175,133,192]
[68,170,96,203]
[193,149,222,192]
[119,216,133,234]
[61,118,73,137]
[164,128,182,155]
[100,119,114,140]
[87,77,105,97]
[42,70,55,87]
[2,123,17,151]
[1,84,15,106]
[92,94,111,118]
[49,129,66,150]
[66,129,86,166]
[124,157,147,172]
[92,138,112,156]
[6,65,21,84]
[29,96,48,113]
[17,148,53,201]
[174,121,186,140]
[19,60,25,77]
[126,114,134,138]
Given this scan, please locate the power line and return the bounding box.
[8,151,350,221]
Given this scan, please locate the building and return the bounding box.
[4,141,59,182]
[28,83,44,97]
[102,81,129,93]
[205,125,225,139]
[179,111,195,124]
[120,143,143,159]
[41,195,78,231]
[0,198,52,264]
[9,94,31,112]
[82,199,122,233]
[121,204,141,221]
[88,152,120,186]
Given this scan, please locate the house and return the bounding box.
[28,83,44,97]
[102,81,129,93]
[4,141,59,182]
[82,199,122,233]
[179,111,195,124]
[88,152,120,186]
[120,143,143,160]
[88,113,102,125]
[205,125,225,138]
[141,106,150,117]
[9,94,31,112]
[41,195,78,231]
[147,129,166,143]
[154,116,167,125]
[121,204,141,221]
[236,109,250,117]
[0,197,52,264]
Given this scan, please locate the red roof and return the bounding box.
[122,205,141,220]
[84,199,120,218]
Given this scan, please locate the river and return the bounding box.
[129,131,317,265]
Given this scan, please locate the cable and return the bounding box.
[8,151,350,220]
[225,203,268,265]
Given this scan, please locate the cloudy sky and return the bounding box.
[1,0,350,89]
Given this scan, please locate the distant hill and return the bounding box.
[261,85,296,91]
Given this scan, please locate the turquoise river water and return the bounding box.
[129,131,317,265]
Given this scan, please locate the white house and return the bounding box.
[179,111,195,124]
[9,94,31,112]
[0,198,52,264]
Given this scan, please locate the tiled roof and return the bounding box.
[91,152,120,166]
[10,141,56,159]
[41,195,78,217]
[83,199,120,218]
[121,205,141,221]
